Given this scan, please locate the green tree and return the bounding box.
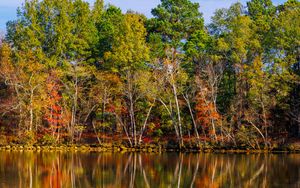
[210,3,254,126]
[148,0,204,146]
[105,12,150,146]
[185,30,224,141]
[274,0,300,136]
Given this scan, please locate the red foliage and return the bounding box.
[195,93,220,129]
[44,72,64,134]
[142,137,153,144]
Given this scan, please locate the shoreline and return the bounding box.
[1,144,300,153]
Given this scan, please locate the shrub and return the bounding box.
[236,125,259,149]
[18,131,36,145]
[40,134,57,145]
[0,135,7,145]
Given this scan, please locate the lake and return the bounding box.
[0,151,299,188]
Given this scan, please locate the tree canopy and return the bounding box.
[0,0,299,148]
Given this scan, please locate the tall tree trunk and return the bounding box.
[159,99,180,142]
[129,95,136,146]
[139,101,155,145]
[127,72,137,146]
[211,119,217,141]
[29,89,34,131]
[298,117,300,138]
[115,114,133,147]
[71,65,78,143]
[261,99,268,146]
[183,94,200,144]
[92,120,101,145]
[171,74,184,147]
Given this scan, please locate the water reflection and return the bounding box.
[0,151,299,188]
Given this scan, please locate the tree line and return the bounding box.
[0,0,299,148]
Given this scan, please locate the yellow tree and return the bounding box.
[0,43,47,136]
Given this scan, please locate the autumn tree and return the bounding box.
[104,12,150,146]
[148,0,204,146]
[0,43,47,136]
[0,0,299,147]
[185,26,224,141]
[5,0,101,141]
[45,71,64,141]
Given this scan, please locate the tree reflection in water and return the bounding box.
[0,152,299,188]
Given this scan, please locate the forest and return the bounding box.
[0,0,299,149]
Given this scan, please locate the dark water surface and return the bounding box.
[0,151,299,188]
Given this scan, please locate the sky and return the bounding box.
[0,0,287,32]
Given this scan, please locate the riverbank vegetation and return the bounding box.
[0,0,299,150]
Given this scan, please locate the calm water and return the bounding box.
[0,151,299,188]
